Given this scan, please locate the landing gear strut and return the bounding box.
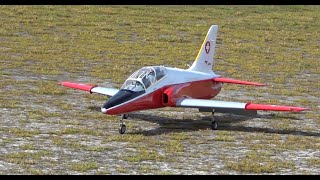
[211,111,218,130]
[119,114,129,134]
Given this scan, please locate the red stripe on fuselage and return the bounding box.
[105,79,222,115]
[163,80,222,107]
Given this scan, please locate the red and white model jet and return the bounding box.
[59,25,309,134]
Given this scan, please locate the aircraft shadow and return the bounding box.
[87,106,319,137]
[127,112,320,137]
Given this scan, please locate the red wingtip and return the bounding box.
[245,103,310,112]
[57,81,97,92]
[213,77,266,86]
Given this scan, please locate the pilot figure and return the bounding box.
[142,70,156,89]
[147,71,156,83]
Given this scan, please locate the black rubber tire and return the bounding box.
[211,121,218,130]
[122,114,129,119]
[119,124,126,134]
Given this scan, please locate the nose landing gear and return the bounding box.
[119,114,129,134]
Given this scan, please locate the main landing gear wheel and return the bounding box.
[211,111,218,130]
[211,120,218,130]
[119,124,126,134]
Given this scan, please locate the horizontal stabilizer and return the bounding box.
[213,77,266,86]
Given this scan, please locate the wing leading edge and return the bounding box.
[58,81,119,97]
[176,98,309,113]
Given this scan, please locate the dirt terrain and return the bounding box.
[0,6,319,174]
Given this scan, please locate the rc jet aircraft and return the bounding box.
[58,25,309,134]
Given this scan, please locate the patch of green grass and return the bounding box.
[84,94,106,101]
[4,150,53,165]
[276,135,320,150]
[32,81,67,95]
[19,117,32,125]
[95,170,111,175]
[30,66,61,76]
[53,100,73,110]
[8,127,40,137]
[307,158,320,167]
[105,134,147,143]
[165,139,184,154]
[51,136,111,151]
[213,131,236,142]
[189,137,207,145]
[305,113,320,121]
[154,170,175,175]
[138,165,157,174]
[56,120,81,126]
[122,148,166,163]
[244,133,320,152]
[52,136,66,146]
[84,145,112,152]
[27,168,44,175]
[20,143,35,150]
[116,167,129,174]
[0,99,19,108]
[68,141,85,150]
[293,98,314,107]
[225,150,295,173]
[1,138,14,145]
[70,161,98,172]
[269,119,297,131]
[58,127,104,136]
[164,132,189,141]
[226,158,294,174]
[77,112,113,121]
[27,110,61,120]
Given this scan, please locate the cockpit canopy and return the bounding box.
[121,66,167,92]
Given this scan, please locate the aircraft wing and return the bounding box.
[58,81,119,97]
[176,98,309,114]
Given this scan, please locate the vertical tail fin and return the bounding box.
[188,25,218,74]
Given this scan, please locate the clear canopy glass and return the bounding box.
[121,66,167,92]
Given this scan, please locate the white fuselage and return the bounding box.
[103,66,223,115]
